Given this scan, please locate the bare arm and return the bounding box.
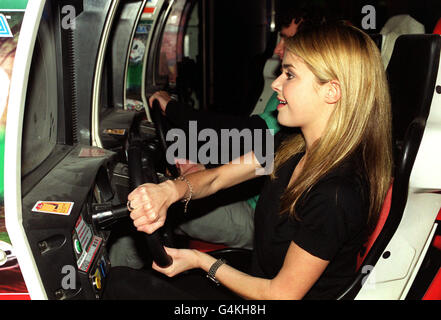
[128,152,263,234]
[175,152,261,200]
[154,241,329,300]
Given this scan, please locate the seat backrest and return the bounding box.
[387,34,441,162]
[338,34,441,299]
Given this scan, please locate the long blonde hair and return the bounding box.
[274,23,393,232]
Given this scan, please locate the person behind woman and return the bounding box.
[120,22,393,300]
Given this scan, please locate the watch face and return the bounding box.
[206,274,220,285]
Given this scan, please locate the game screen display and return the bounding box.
[0,0,29,298]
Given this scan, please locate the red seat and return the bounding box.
[357,182,393,270]
[433,18,441,35]
[188,239,227,252]
[423,267,441,300]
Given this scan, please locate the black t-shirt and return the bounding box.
[251,136,369,299]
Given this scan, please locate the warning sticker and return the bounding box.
[73,216,102,273]
[103,128,126,135]
[78,236,102,272]
[32,201,74,216]
[78,147,108,158]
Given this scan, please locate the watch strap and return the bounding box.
[206,258,226,285]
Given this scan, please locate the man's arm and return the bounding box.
[165,100,269,133]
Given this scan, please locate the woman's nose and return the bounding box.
[271,74,283,93]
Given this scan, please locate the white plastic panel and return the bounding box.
[409,39,441,189]
[356,193,441,300]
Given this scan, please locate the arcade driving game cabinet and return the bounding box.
[5,0,440,301]
[0,0,174,300]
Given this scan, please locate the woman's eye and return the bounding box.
[285,71,295,80]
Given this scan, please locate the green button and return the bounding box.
[74,239,82,254]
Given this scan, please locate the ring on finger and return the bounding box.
[127,200,134,211]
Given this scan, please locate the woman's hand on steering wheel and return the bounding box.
[152,247,201,277]
[127,180,178,234]
[148,91,171,114]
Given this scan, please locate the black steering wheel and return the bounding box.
[127,120,172,268]
[150,99,180,178]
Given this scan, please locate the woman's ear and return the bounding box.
[324,80,341,104]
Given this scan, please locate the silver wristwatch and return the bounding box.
[206,258,226,285]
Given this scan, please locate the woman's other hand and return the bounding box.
[152,247,202,277]
[128,180,178,234]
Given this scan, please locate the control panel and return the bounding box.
[72,213,110,297]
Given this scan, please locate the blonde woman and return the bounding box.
[107,23,393,300]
